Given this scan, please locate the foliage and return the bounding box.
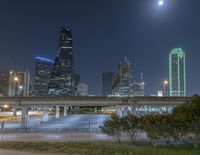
[100,96,200,148]
[121,113,138,142]
[140,114,164,147]
[172,95,200,148]
[100,113,123,142]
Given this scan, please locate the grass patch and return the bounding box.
[0,142,199,155]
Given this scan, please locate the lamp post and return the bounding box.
[14,76,19,96]
[163,80,168,96]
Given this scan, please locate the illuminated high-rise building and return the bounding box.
[49,27,77,96]
[34,57,53,96]
[169,48,186,96]
[112,57,135,96]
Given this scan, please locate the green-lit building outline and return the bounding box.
[169,48,186,96]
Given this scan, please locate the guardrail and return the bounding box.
[0,128,102,133]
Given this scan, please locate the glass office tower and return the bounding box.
[169,48,186,96]
[49,27,77,96]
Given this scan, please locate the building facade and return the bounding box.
[112,57,135,97]
[102,72,114,96]
[77,83,89,96]
[49,27,78,96]
[169,48,186,96]
[0,70,30,97]
[33,57,53,96]
[0,71,10,96]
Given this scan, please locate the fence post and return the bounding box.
[89,120,90,142]
[1,121,4,141]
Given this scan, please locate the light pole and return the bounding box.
[14,76,19,96]
[19,85,23,96]
[163,80,168,96]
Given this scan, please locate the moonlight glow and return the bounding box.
[158,0,164,6]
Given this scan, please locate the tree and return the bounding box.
[121,114,138,142]
[100,114,123,143]
[140,114,164,147]
[172,95,200,148]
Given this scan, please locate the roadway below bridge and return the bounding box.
[2,114,110,130]
[0,114,147,142]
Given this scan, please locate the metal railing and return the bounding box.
[0,127,102,133]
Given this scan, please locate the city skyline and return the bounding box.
[0,0,200,96]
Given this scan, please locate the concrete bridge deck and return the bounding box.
[0,96,191,107]
[0,96,192,128]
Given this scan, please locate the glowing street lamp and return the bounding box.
[3,105,9,109]
[13,76,19,96]
[163,80,168,96]
[14,77,19,81]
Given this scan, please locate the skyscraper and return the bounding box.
[49,27,77,96]
[112,57,135,97]
[33,57,53,96]
[102,72,114,96]
[169,48,186,96]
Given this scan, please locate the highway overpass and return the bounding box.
[0,96,191,106]
[0,96,192,128]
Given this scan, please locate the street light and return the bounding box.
[14,77,19,81]
[3,105,9,109]
[13,76,19,96]
[163,80,168,96]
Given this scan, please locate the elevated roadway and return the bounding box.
[0,96,192,128]
[0,96,191,107]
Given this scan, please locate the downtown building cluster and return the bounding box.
[0,27,186,97]
[34,27,88,97]
[0,27,89,97]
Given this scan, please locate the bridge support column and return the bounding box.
[115,106,124,117]
[123,106,129,116]
[130,106,137,115]
[64,106,68,116]
[94,107,97,113]
[13,105,17,116]
[21,106,28,128]
[43,107,49,122]
[56,106,60,118]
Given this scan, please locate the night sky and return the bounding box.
[0,0,200,96]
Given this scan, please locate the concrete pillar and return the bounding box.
[94,107,97,113]
[43,107,49,122]
[115,106,124,117]
[64,106,67,116]
[115,106,121,116]
[21,106,28,128]
[56,106,60,118]
[130,106,137,115]
[13,106,17,116]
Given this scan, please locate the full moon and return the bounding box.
[158,0,164,6]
